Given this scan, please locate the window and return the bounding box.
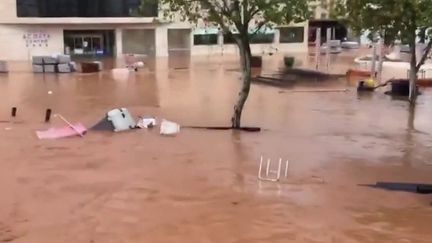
[279,27,304,43]
[16,0,158,17]
[250,33,274,44]
[223,33,274,44]
[194,34,218,45]
[223,34,240,44]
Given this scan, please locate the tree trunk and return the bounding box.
[231,38,252,128]
[407,102,416,130]
[409,42,418,104]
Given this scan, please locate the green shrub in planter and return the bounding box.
[284,56,295,68]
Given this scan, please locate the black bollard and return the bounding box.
[11,107,17,117]
[45,109,52,123]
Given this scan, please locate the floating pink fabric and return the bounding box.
[36,123,87,139]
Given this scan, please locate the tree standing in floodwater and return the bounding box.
[139,0,310,128]
[333,0,432,104]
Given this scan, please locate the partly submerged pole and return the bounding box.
[315,28,321,70]
[11,107,17,117]
[371,42,377,79]
[326,28,331,72]
[45,109,52,123]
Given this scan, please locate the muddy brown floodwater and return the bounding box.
[0,52,431,243]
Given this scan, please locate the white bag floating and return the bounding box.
[106,108,136,132]
[160,119,180,135]
[137,117,157,129]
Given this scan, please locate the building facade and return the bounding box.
[0,0,310,60]
[309,0,332,19]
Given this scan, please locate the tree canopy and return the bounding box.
[149,0,311,35]
[333,0,432,102]
[334,0,432,45]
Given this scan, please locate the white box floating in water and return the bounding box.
[107,108,136,132]
[160,119,180,135]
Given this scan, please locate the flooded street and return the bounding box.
[0,53,432,243]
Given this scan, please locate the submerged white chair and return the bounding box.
[258,156,289,182]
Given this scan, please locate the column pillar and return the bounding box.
[115,28,123,57]
[155,26,168,57]
[274,29,280,44]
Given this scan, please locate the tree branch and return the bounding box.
[249,8,260,20]
[416,39,432,72]
[250,22,266,36]
[231,0,244,33]
[242,0,252,30]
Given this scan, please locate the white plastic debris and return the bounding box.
[135,61,144,68]
[107,108,136,132]
[160,119,180,135]
[137,117,157,129]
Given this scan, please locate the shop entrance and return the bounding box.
[64,30,115,56]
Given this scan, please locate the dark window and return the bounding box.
[16,0,158,17]
[223,33,274,44]
[279,27,304,43]
[249,33,274,44]
[223,34,240,44]
[193,34,218,45]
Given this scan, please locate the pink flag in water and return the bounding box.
[36,123,86,140]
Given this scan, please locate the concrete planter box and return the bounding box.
[58,63,72,73]
[32,65,44,73]
[58,55,71,64]
[32,56,44,65]
[284,56,295,68]
[251,56,262,68]
[92,61,103,71]
[44,64,56,73]
[81,62,100,73]
[0,60,8,73]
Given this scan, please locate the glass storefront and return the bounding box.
[279,27,305,43]
[64,30,115,56]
